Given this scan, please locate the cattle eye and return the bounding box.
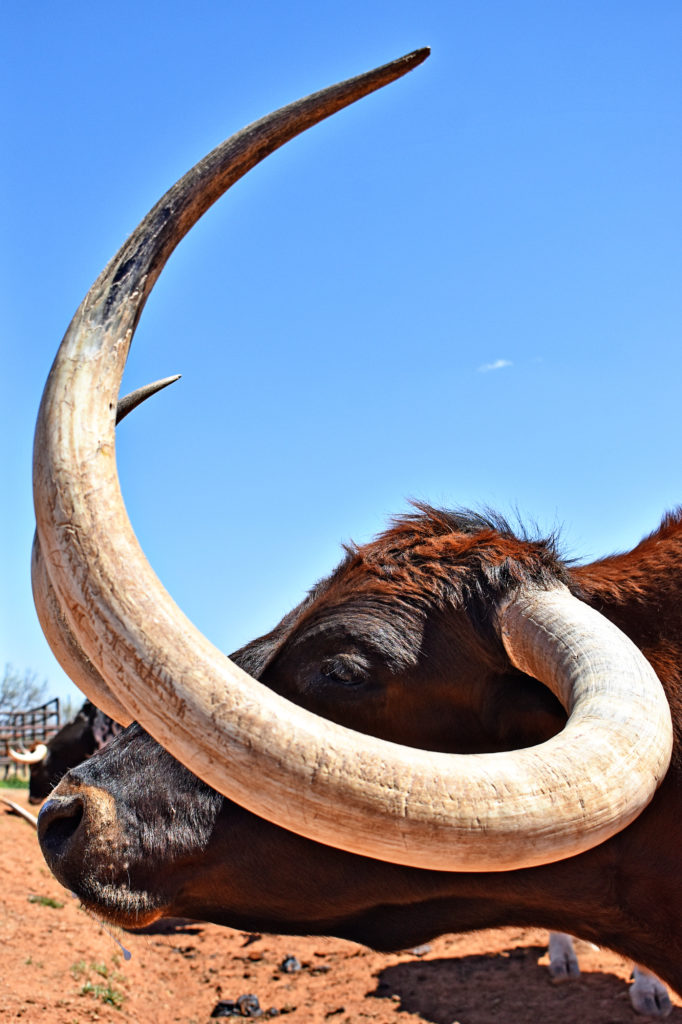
[320,656,366,686]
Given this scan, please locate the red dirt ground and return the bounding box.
[2,788,680,1024]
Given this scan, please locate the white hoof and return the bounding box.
[548,932,581,982]
[630,966,672,1018]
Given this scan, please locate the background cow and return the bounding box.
[10,702,122,804]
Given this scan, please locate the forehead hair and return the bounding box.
[325,505,565,604]
[233,505,567,678]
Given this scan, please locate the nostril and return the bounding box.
[38,796,85,859]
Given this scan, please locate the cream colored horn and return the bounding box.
[8,744,48,765]
[33,49,672,871]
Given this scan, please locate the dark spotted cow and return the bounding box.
[10,702,122,804]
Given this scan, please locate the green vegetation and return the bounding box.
[27,894,65,909]
[80,982,125,1008]
[90,962,111,978]
[71,958,127,1010]
[0,775,29,789]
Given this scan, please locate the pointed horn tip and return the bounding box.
[388,47,430,75]
[136,373,182,392]
[115,374,182,424]
[407,47,431,63]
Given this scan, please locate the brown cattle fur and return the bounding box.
[39,503,682,995]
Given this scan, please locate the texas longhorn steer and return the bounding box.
[33,51,682,1003]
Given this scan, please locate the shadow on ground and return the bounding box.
[370,945,682,1024]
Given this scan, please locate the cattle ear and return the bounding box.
[91,711,124,749]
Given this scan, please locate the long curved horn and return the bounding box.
[31,535,132,726]
[33,50,672,871]
[9,744,48,765]
[31,376,182,727]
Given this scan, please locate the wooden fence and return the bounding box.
[0,698,61,779]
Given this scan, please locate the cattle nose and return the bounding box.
[38,795,85,862]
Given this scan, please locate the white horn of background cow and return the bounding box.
[33,49,673,871]
[9,744,48,765]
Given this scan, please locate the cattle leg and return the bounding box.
[548,932,581,981]
[630,965,672,1018]
[547,933,672,1017]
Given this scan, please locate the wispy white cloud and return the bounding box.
[477,359,512,373]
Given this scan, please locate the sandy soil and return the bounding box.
[1,788,680,1024]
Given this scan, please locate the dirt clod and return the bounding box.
[281,957,302,974]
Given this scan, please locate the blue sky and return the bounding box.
[2,2,681,707]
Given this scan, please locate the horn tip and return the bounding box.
[397,48,431,71]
